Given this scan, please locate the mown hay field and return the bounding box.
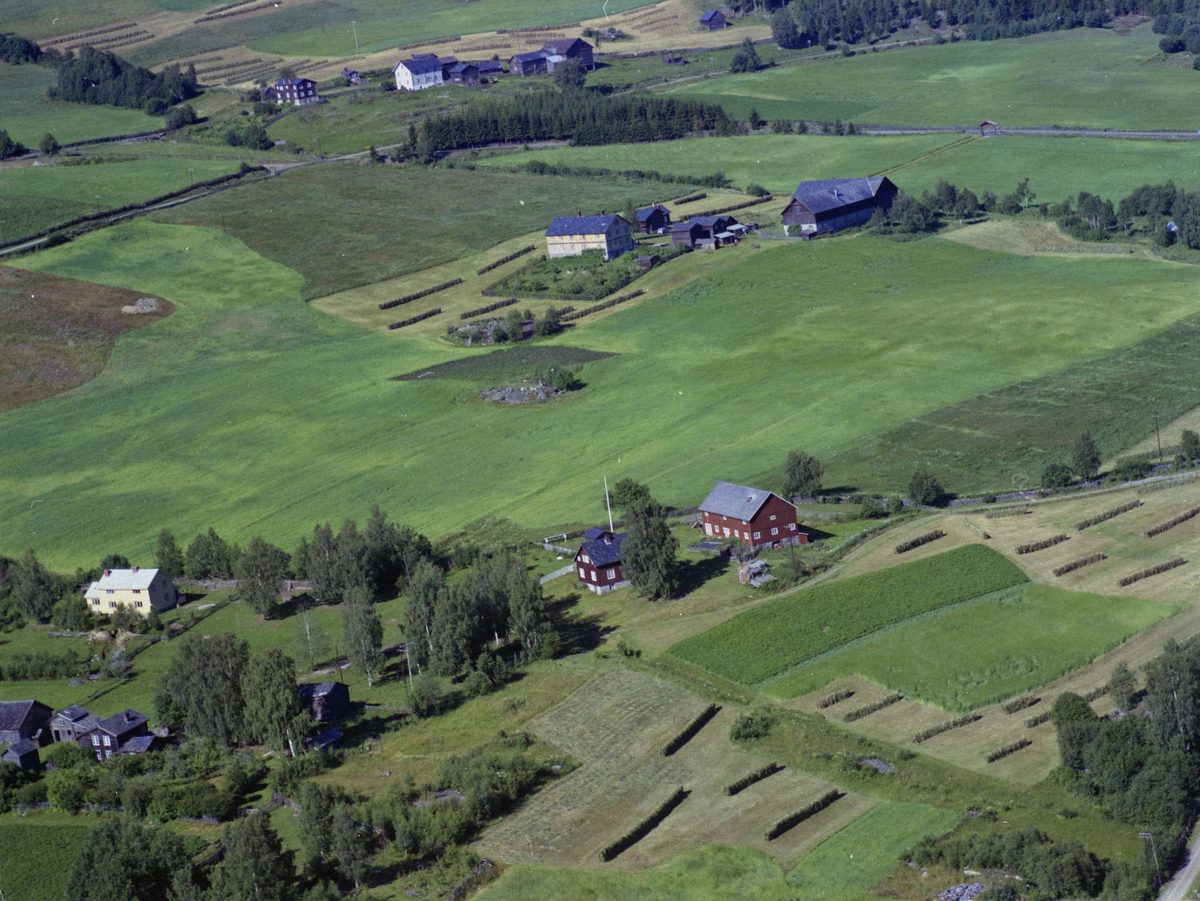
[478,669,874,870]
[9,221,1200,568]
[669,545,1028,686]
[665,24,1200,129]
[761,583,1176,711]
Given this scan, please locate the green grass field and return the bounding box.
[0,819,92,901]
[669,545,1028,687]
[4,0,211,41]
[786,802,961,898]
[0,63,163,146]
[147,162,691,299]
[8,222,1200,568]
[1,158,240,244]
[665,25,1200,129]
[479,133,1200,207]
[761,584,1178,712]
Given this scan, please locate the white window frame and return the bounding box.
[606,569,616,580]
[771,527,779,536]
[753,532,760,539]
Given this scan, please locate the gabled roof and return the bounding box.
[438,56,458,65]
[700,9,722,21]
[298,682,344,699]
[636,204,669,221]
[540,37,592,55]
[395,55,442,74]
[789,176,892,214]
[699,481,782,521]
[54,705,92,723]
[583,527,607,539]
[2,738,39,758]
[476,59,504,71]
[449,62,478,74]
[511,50,550,63]
[689,215,739,228]
[671,219,701,232]
[545,213,625,237]
[577,531,627,567]
[122,735,156,754]
[96,709,148,739]
[0,701,48,734]
[275,77,314,87]
[94,568,160,591]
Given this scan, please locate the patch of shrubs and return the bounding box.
[765,790,841,841]
[0,650,81,681]
[1117,557,1187,587]
[598,786,686,861]
[729,708,776,741]
[843,693,902,723]
[1016,534,1069,555]
[380,279,462,311]
[1001,695,1040,714]
[1076,500,1141,531]
[816,689,853,709]
[724,762,782,796]
[913,714,980,744]
[663,704,719,756]
[1053,554,1106,577]
[894,530,946,554]
[1145,507,1200,538]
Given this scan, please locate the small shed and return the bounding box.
[476,59,504,79]
[663,54,684,65]
[298,682,352,725]
[341,68,361,84]
[699,9,727,29]
[449,62,480,86]
[1,739,40,771]
[635,203,671,234]
[636,255,655,270]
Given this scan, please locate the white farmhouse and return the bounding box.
[393,54,444,91]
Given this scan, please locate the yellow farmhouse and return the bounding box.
[85,567,179,618]
[544,213,634,261]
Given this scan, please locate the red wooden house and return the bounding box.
[698,481,807,549]
[574,528,630,594]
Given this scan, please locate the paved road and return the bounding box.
[1159,837,1200,901]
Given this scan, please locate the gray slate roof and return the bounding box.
[578,531,627,567]
[94,568,160,591]
[298,682,343,699]
[698,481,776,521]
[0,701,46,734]
[636,204,669,221]
[700,9,722,21]
[122,735,156,754]
[689,215,739,228]
[511,50,550,63]
[396,55,442,74]
[790,177,890,213]
[449,62,477,74]
[540,38,592,55]
[54,705,91,722]
[97,710,148,739]
[2,739,39,763]
[476,59,504,71]
[583,527,606,539]
[545,213,625,237]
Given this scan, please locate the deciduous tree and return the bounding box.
[236,536,291,616]
[243,648,302,755]
[211,811,294,901]
[186,527,235,580]
[1182,429,1200,462]
[155,529,186,578]
[908,470,944,506]
[341,587,384,687]
[1071,431,1101,481]
[782,450,823,498]
[622,496,678,599]
[67,817,200,901]
[154,632,249,744]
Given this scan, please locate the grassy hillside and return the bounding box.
[665,25,1200,129]
[479,133,1200,206]
[0,63,161,146]
[6,222,1200,567]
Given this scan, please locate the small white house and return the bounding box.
[393,54,443,91]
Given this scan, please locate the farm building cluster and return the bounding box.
[393,37,594,90]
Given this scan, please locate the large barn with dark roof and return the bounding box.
[545,213,633,260]
[781,176,898,237]
[698,481,807,549]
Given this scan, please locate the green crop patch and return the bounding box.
[669,545,1027,687]
[0,822,92,901]
[392,346,617,383]
[763,584,1176,712]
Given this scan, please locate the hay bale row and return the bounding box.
[44,21,139,46]
[195,1,279,23]
[986,738,1031,763]
[460,297,517,320]
[662,704,719,756]
[765,790,841,841]
[1117,557,1186,587]
[843,693,902,723]
[1145,507,1200,538]
[913,714,980,744]
[1083,685,1110,703]
[476,244,536,276]
[1139,473,1200,494]
[725,762,782,796]
[691,194,773,218]
[673,192,707,204]
[1002,695,1040,714]
[397,35,460,51]
[984,507,1031,519]
[1053,554,1106,577]
[1016,534,1069,555]
[1025,710,1053,728]
[598,786,686,862]
[895,529,946,554]
[560,289,644,323]
[387,308,440,330]
[1076,500,1141,531]
[816,689,853,709]
[380,278,462,311]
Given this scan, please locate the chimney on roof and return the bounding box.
[104,570,111,577]
[132,566,139,572]
[603,533,612,544]
[600,210,605,216]
[123,712,131,722]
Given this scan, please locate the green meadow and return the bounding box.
[5,221,1200,567]
[666,25,1200,129]
[761,585,1177,712]
[480,133,1200,205]
[1,158,240,244]
[0,820,92,901]
[786,802,961,898]
[0,63,162,146]
[4,0,211,42]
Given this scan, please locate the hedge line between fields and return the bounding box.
[1076,500,1141,531]
[817,689,853,709]
[843,694,902,723]
[725,762,782,796]
[598,786,686,862]
[560,289,644,322]
[913,714,980,744]
[476,244,536,276]
[379,278,462,311]
[895,530,945,554]
[1145,507,1200,538]
[1054,554,1106,577]
[689,194,772,218]
[387,308,440,329]
[986,739,1031,763]
[1016,534,1069,555]
[765,790,841,841]
[1117,557,1186,587]
[662,704,719,756]
[460,297,517,319]
[1001,695,1039,715]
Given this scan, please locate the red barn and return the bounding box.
[574,528,630,594]
[698,481,807,549]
